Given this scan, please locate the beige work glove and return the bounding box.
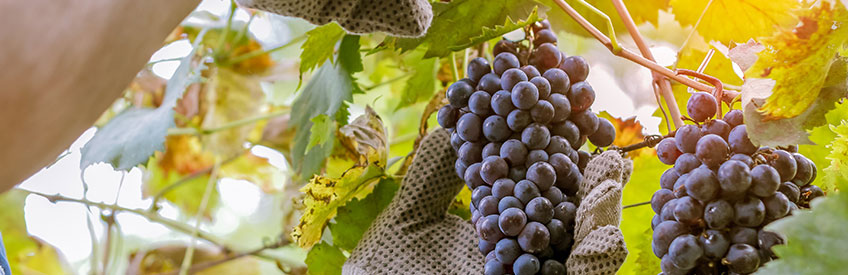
[342,128,631,274]
[235,0,433,37]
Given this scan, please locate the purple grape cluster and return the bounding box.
[651,92,824,274]
[437,20,616,275]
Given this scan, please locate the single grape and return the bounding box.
[661,168,680,190]
[792,153,813,185]
[482,142,502,159]
[480,156,509,185]
[477,214,504,242]
[559,164,582,195]
[728,125,757,155]
[437,105,459,129]
[509,165,527,182]
[588,118,615,147]
[651,189,675,214]
[778,181,801,203]
[660,198,679,221]
[446,80,474,108]
[541,259,565,275]
[550,120,580,147]
[502,68,529,92]
[704,199,733,229]
[507,109,532,132]
[530,43,562,71]
[730,153,755,168]
[498,196,523,213]
[668,234,703,270]
[548,153,573,180]
[542,68,570,94]
[511,81,540,110]
[699,229,730,259]
[465,163,485,189]
[495,238,521,264]
[675,154,702,175]
[545,136,572,156]
[763,192,791,220]
[518,222,550,253]
[567,148,579,164]
[478,196,499,216]
[559,55,589,83]
[547,93,572,123]
[479,239,496,255]
[484,259,505,275]
[521,123,551,150]
[492,179,516,199]
[530,100,555,124]
[724,109,744,127]
[467,57,492,82]
[570,109,599,136]
[717,160,752,200]
[532,19,551,33]
[493,52,521,76]
[483,116,510,142]
[450,131,464,151]
[513,253,541,275]
[500,139,528,166]
[651,215,661,229]
[577,151,591,172]
[526,197,554,223]
[493,39,517,56]
[499,207,528,237]
[800,184,824,204]
[685,166,720,202]
[769,150,797,182]
[674,124,701,153]
[515,180,542,204]
[695,134,729,168]
[750,164,781,197]
[724,244,760,274]
[673,175,688,198]
[673,196,704,225]
[701,119,731,140]
[491,90,516,116]
[456,113,482,142]
[542,187,564,205]
[758,229,784,259]
[660,254,689,275]
[477,73,502,94]
[520,65,542,79]
[553,201,577,225]
[567,81,595,113]
[458,141,483,164]
[657,138,682,165]
[455,159,468,179]
[527,162,557,191]
[533,29,557,46]
[729,226,758,246]
[528,77,552,101]
[471,186,492,207]
[651,220,689,257]
[525,150,549,168]
[687,92,718,122]
[468,91,492,116]
[734,196,766,227]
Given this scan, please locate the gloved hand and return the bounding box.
[342,128,632,274]
[235,0,432,37]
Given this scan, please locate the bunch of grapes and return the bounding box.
[651,92,825,274]
[437,20,617,275]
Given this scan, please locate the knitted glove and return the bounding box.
[235,0,432,37]
[342,128,631,274]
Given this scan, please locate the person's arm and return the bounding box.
[0,0,201,191]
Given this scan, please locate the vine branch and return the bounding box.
[155,237,291,275]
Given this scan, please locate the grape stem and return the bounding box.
[610,0,682,129]
[676,69,724,119]
[623,201,650,209]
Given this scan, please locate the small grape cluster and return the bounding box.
[437,20,616,275]
[651,92,825,274]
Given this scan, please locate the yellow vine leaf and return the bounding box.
[747,1,848,119]
[670,0,799,43]
[338,106,387,166]
[201,68,265,157]
[824,121,848,190]
[292,164,386,248]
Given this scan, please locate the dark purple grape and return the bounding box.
[553,201,576,225]
[567,81,595,113]
[467,57,491,82]
[717,160,752,199]
[455,159,468,179]
[724,109,744,127]
[559,55,589,83]
[522,123,551,150]
[673,196,704,225]
[499,207,527,237]
[657,138,682,165]
[570,109,599,136]
[477,214,504,242]
[530,100,555,124]
[483,115,510,142]
[800,184,824,204]
[675,154,701,175]
[704,199,733,229]
[532,19,551,34]
[495,238,521,265]
[480,156,509,185]
[541,259,565,275]
[494,40,517,57]
[699,230,730,259]
[446,80,474,108]
[792,153,813,185]
[661,168,680,190]
[588,119,615,147]
[734,196,766,227]
[498,196,523,213]
[550,120,579,146]
[763,192,791,220]
[502,68,529,91]
[660,254,688,275]
[728,125,757,155]
[525,150,549,168]
[492,178,515,199]
[465,163,485,189]
[533,29,557,46]
[758,229,784,259]
[651,220,688,257]
[518,222,550,253]
[730,153,754,168]
[527,162,556,191]
[526,197,554,223]
[457,113,482,142]
[651,189,675,214]
[542,68,570,94]
[478,196,499,216]
[493,52,520,76]
[529,77,551,100]
[548,93,571,123]
[500,139,528,166]
[778,181,801,203]
[479,240,495,255]
[548,153,573,181]
[521,65,541,79]
[513,253,541,275]
[530,43,562,71]
[471,186,492,207]
[542,187,564,205]
[491,90,516,116]
[577,151,591,172]
[477,73,501,94]
[724,244,760,274]
[515,180,541,204]
[695,134,728,168]
[750,164,780,197]
[482,142,502,159]
[702,119,731,140]
[674,124,701,153]
[685,166,720,202]
[437,105,459,129]
[668,234,703,269]
[660,198,678,221]
[507,109,532,131]
[686,92,717,122]
[458,141,483,164]
[509,165,526,182]
[468,91,492,116]
[769,150,797,182]
[729,226,758,246]
[545,136,572,156]
[512,81,540,110]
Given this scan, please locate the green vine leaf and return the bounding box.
[304,242,346,275]
[396,49,440,110]
[448,7,542,51]
[299,23,346,78]
[329,178,399,251]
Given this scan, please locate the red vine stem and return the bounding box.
[676,69,724,119]
[610,0,683,128]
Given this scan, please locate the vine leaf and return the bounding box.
[306,114,334,154]
[669,0,799,43]
[0,190,72,274]
[143,137,220,218]
[299,23,346,78]
[727,39,765,72]
[292,164,385,248]
[80,33,207,171]
[393,0,547,58]
[329,178,399,251]
[743,2,848,119]
[822,121,848,190]
[290,35,362,179]
[201,68,265,157]
[338,106,388,165]
[304,242,346,275]
[396,49,439,110]
[540,0,669,39]
[448,7,543,51]
[756,192,845,274]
